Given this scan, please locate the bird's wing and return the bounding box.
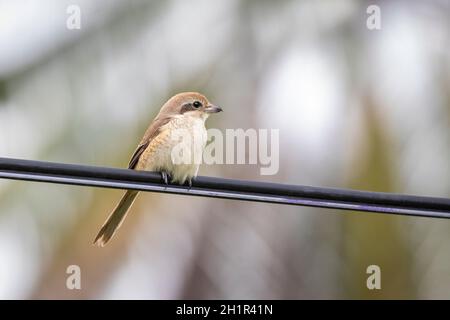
[128,116,172,169]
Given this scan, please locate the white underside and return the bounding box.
[145,113,207,184]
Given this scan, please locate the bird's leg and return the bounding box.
[187,177,195,190]
[161,171,169,185]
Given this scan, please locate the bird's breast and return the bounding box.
[140,115,207,183]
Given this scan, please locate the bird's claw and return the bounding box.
[161,171,170,185]
[187,177,195,190]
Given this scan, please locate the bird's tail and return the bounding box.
[94,190,139,246]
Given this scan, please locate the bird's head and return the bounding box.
[160,92,222,121]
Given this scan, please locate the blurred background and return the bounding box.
[0,0,449,299]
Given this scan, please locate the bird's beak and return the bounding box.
[205,104,223,113]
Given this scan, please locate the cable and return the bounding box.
[0,157,449,218]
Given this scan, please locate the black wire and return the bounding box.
[0,157,449,218]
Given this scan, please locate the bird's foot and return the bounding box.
[161,171,170,185]
[187,177,195,190]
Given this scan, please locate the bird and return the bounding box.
[94,92,222,246]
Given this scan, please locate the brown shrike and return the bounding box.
[94,92,222,246]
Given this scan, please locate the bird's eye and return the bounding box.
[193,101,202,108]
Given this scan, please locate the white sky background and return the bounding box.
[0,0,125,78]
[0,0,448,298]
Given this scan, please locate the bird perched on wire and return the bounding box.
[94,92,222,246]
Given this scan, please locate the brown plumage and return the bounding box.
[94,92,222,246]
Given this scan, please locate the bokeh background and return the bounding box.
[0,0,449,299]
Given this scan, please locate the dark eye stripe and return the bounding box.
[181,102,201,114]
